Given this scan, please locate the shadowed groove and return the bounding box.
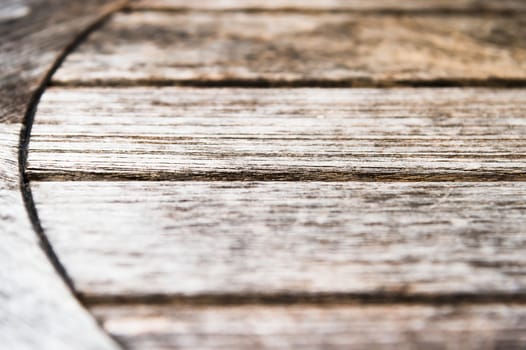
[83,291,526,307]
[17,1,130,348]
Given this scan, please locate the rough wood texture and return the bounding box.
[0,125,22,185]
[28,87,526,181]
[0,0,123,124]
[51,11,526,86]
[130,0,526,12]
[0,1,124,349]
[1,171,117,350]
[32,181,526,299]
[0,1,30,22]
[17,2,526,348]
[93,304,526,350]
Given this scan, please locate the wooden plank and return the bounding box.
[93,304,526,350]
[0,0,124,348]
[51,11,526,86]
[0,1,30,22]
[0,172,117,350]
[28,87,526,181]
[0,0,124,124]
[130,0,526,12]
[32,181,526,299]
[0,125,22,185]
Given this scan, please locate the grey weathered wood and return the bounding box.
[0,0,123,124]
[0,0,124,349]
[14,2,526,348]
[0,1,30,22]
[28,87,526,181]
[51,11,526,86]
[130,0,526,12]
[92,304,526,350]
[0,169,117,350]
[32,181,526,299]
[0,125,22,185]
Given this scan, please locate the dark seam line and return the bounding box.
[122,6,526,16]
[27,172,526,183]
[49,78,526,89]
[17,2,130,349]
[82,292,526,307]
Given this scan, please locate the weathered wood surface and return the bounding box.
[28,87,526,181]
[93,304,526,350]
[51,11,526,86]
[0,1,30,22]
[17,1,526,348]
[0,0,124,349]
[0,0,123,124]
[32,181,526,299]
[0,125,22,185]
[0,170,117,349]
[130,0,526,12]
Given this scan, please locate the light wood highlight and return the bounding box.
[94,304,526,350]
[28,87,526,181]
[32,181,526,299]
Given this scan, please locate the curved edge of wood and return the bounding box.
[1,1,127,349]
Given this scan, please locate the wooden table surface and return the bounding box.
[2,1,526,349]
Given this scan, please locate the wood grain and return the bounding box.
[0,1,124,348]
[130,0,526,12]
[0,1,30,22]
[0,172,117,350]
[93,304,526,350]
[0,0,124,124]
[51,11,526,86]
[0,125,23,185]
[28,87,526,181]
[32,181,526,299]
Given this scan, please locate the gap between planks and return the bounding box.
[126,0,526,14]
[49,78,526,89]
[83,293,526,308]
